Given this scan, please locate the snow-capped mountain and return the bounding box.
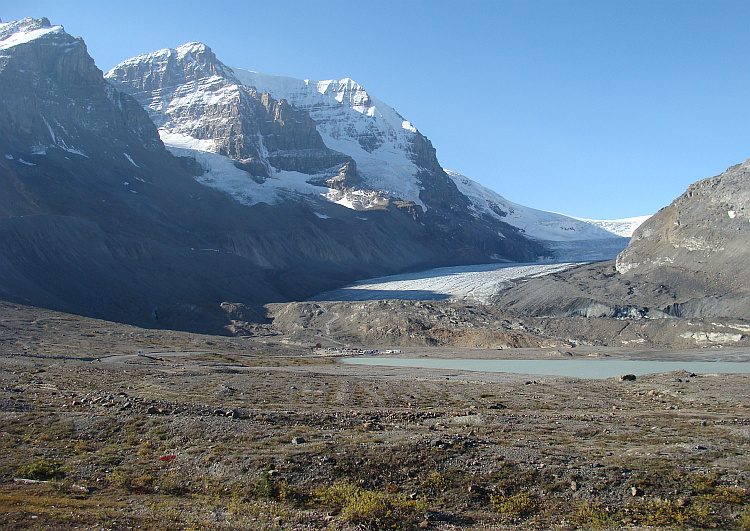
[107,46,629,260]
[231,70,427,210]
[444,170,632,241]
[231,69,638,245]
[107,43,552,264]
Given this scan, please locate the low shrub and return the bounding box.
[490,490,538,518]
[316,480,427,530]
[17,459,65,481]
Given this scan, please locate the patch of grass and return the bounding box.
[572,501,617,529]
[316,480,427,530]
[629,497,712,528]
[490,490,539,518]
[16,458,65,481]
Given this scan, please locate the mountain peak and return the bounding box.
[106,41,242,100]
[176,41,210,54]
[0,17,65,50]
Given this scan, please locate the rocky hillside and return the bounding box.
[616,159,750,315]
[493,161,750,320]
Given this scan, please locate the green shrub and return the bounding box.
[490,490,538,518]
[316,480,426,530]
[17,459,65,481]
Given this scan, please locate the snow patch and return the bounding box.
[0,22,64,50]
[402,120,417,132]
[123,153,139,167]
[41,116,56,143]
[17,158,35,166]
[4,154,13,160]
[159,131,216,152]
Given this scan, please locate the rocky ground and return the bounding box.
[1,300,750,530]
[265,298,750,351]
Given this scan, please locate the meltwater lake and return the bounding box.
[341,357,750,379]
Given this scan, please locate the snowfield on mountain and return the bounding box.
[107,44,639,257]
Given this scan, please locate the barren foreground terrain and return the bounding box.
[1,301,750,530]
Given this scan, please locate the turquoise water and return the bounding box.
[341,357,750,379]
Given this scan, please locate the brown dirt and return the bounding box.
[1,300,749,530]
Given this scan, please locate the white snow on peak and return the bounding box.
[176,42,210,57]
[0,18,65,50]
[445,170,626,241]
[232,68,426,209]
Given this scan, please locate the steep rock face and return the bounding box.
[0,18,165,170]
[106,43,351,181]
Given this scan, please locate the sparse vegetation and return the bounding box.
[1,302,750,529]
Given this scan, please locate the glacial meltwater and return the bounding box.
[340,357,750,379]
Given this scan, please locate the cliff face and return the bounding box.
[106,43,352,181]
[0,18,165,169]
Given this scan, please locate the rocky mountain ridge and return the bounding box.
[108,47,630,257]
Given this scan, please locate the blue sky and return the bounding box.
[4,0,750,220]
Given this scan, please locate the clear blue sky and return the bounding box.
[5,0,750,220]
